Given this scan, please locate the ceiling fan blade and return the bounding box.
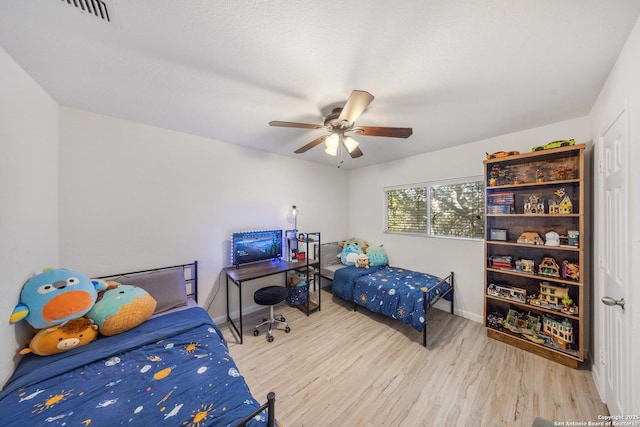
[269,121,324,130]
[338,90,374,124]
[348,146,364,158]
[294,135,327,154]
[355,126,413,138]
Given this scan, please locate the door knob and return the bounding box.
[601,296,625,310]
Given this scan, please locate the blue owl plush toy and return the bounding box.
[10,268,107,329]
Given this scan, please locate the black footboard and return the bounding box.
[234,392,276,427]
[422,271,455,347]
[352,271,455,347]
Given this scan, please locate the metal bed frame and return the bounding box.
[95,261,277,427]
[352,271,455,347]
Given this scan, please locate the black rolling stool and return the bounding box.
[253,286,291,342]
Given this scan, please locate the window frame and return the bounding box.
[383,176,485,241]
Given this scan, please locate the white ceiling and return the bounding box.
[1,1,639,169]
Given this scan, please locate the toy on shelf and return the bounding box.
[489,164,513,186]
[544,231,560,246]
[561,296,575,313]
[524,194,545,214]
[530,282,579,315]
[531,139,576,152]
[553,166,573,180]
[567,230,580,247]
[532,282,568,309]
[504,309,542,338]
[562,261,580,281]
[517,231,544,245]
[538,257,560,277]
[486,150,520,160]
[489,255,512,270]
[549,188,573,215]
[487,312,504,328]
[542,315,574,350]
[487,283,527,303]
[534,169,544,183]
[515,259,535,274]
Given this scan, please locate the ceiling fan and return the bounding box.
[269,90,413,160]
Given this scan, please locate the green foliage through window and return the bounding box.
[385,179,485,239]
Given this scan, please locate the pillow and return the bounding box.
[86,282,156,336]
[366,246,388,266]
[320,243,343,266]
[116,268,187,314]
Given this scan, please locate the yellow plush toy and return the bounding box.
[20,317,99,356]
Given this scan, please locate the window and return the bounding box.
[384,178,485,240]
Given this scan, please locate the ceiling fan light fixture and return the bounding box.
[325,145,338,156]
[324,134,339,156]
[325,133,339,148]
[343,136,359,153]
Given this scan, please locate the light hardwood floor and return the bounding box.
[225,288,607,427]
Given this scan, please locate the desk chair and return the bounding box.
[253,286,291,342]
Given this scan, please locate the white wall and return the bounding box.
[0,47,59,385]
[589,16,640,414]
[58,108,349,323]
[347,117,591,323]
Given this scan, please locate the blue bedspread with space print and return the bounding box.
[333,265,451,331]
[0,307,269,426]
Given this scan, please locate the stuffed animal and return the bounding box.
[288,271,307,287]
[366,246,388,266]
[19,317,99,356]
[339,243,363,266]
[86,282,156,336]
[356,253,369,268]
[340,237,369,254]
[10,268,108,329]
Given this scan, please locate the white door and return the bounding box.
[600,110,630,415]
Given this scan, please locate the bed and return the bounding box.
[318,242,454,346]
[0,262,277,427]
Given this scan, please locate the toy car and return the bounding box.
[531,139,575,152]
[486,150,520,159]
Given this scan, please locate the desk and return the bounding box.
[224,258,320,343]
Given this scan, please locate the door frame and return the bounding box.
[593,107,632,414]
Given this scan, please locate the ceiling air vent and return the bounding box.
[60,0,112,22]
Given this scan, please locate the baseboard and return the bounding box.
[431,300,483,324]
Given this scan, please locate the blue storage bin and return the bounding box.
[287,285,307,305]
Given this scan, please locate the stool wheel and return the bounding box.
[280,315,286,322]
[267,335,274,343]
[285,326,291,333]
[253,329,259,336]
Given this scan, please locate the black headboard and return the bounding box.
[94,261,198,303]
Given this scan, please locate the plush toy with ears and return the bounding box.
[339,243,363,266]
[356,253,369,268]
[10,268,108,329]
[19,317,99,356]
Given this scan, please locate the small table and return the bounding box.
[224,258,320,343]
